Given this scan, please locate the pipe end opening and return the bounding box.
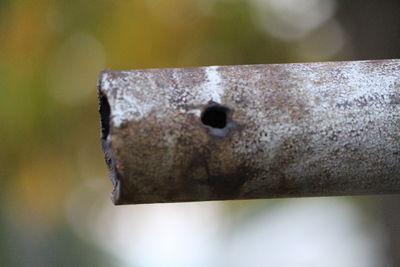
[99,92,111,140]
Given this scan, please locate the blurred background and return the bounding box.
[1,0,400,266]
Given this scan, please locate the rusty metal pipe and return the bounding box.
[98,59,400,204]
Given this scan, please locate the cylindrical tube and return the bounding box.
[98,59,400,204]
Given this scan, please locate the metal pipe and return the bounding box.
[98,59,400,204]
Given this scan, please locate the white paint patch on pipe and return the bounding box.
[203,66,224,103]
[100,71,155,127]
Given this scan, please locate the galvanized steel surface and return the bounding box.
[98,59,400,204]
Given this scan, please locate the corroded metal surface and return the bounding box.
[98,59,400,204]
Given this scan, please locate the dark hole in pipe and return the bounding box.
[201,105,228,129]
[99,93,111,140]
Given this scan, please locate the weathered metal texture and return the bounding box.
[98,59,400,205]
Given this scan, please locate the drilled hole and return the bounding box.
[201,106,227,129]
[99,93,110,140]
